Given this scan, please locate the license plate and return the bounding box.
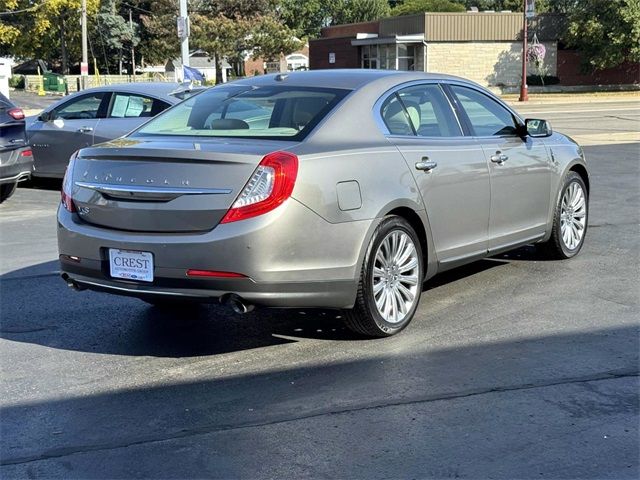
[109,249,154,282]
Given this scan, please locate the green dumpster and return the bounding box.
[43,72,67,92]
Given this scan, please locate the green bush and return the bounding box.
[527,75,560,86]
[9,75,25,89]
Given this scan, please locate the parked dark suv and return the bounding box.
[0,92,32,203]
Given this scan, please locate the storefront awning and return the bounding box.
[351,34,425,46]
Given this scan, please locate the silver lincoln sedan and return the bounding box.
[57,70,589,337]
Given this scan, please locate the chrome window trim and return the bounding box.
[373,78,527,141]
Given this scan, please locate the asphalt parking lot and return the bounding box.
[1,98,639,478]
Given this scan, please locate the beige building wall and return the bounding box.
[426,41,557,87]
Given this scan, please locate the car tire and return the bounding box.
[344,215,424,337]
[539,171,588,259]
[0,182,17,203]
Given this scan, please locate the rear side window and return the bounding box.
[396,84,461,137]
[380,84,461,137]
[108,93,169,118]
[381,94,414,136]
[135,86,349,140]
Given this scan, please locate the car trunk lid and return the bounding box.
[71,137,297,232]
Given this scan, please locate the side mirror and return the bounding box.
[39,111,52,122]
[525,118,553,137]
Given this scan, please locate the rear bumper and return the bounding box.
[0,148,32,184]
[59,267,355,308]
[57,198,369,309]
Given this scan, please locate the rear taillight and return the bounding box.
[61,154,77,212]
[20,149,32,157]
[7,108,25,121]
[221,151,298,224]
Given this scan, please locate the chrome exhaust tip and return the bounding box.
[222,294,255,314]
[61,273,86,291]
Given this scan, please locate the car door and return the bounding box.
[29,92,110,177]
[380,83,491,265]
[448,85,552,252]
[92,92,171,144]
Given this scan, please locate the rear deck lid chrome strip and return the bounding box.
[75,181,232,201]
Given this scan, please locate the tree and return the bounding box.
[392,0,465,15]
[329,0,391,25]
[280,0,391,36]
[0,1,21,49]
[192,1,302,84]
[1,0,99,73]
[134,0,180,66]
[565,0,640,70]
[94,0,140,74]
[455,0,524,11]
[279,0,328,38]
[250,15,302,62]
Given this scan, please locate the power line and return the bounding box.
[0,1,47,16]
[121,2,154,15]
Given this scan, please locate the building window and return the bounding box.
[265,61,281,73]
[398,44,416,71]
[361,45,378,69]
[379,45,396,70]
[361,44,422,71]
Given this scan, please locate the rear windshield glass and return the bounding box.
[134,85,349,140]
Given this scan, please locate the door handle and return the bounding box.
[77,127,93,133]
[490,152,508,164]
[415,158,438,172]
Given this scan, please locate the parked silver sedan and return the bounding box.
[57,70,589,337]
[28,82,202,179]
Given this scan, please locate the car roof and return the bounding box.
[66,82,185,103]
[226,69,471,90]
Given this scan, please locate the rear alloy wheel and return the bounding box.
[345,216,423,337]
[540,171,588,259]
[0,182,17,203]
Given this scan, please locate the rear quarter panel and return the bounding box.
[290,79,438,279]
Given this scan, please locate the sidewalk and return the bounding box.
[501,90,640,106]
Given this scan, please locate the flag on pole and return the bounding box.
[183,65,205,82]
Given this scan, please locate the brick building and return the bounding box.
[309,12,639,88]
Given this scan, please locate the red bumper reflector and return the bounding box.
[186,269,246,278]
[20,149,32,157]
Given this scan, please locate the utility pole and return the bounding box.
[129,9,136,81]
[179,0,190,69]
[81,0,88,90]
[519,0,530,102]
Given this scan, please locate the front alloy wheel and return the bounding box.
[560,181,587,250]
[540,171,588,259]
[345,216,423,337]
